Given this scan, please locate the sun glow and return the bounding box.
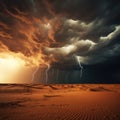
[0,53,26,83]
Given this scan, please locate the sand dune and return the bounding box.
[0,84,120,120]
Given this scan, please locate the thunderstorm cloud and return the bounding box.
[0,0,120,68]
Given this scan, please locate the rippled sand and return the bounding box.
[0,84,120,120]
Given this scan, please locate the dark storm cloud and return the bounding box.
[47,0,120,22]
[0,0,120,67]
[48,0,120,65]
[47,0,99,22]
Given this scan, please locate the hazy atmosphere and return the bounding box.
[0,1,120,120]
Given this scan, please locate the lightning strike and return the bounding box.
[75,56,83,78]
[32,66,39,83]
[45,64,50,84]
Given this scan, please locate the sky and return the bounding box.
[0,0,120,83]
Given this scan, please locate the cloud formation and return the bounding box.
[0,0,120,69]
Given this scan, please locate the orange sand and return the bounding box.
[0,84,120,120]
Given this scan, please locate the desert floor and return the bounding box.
[0,84,120,120]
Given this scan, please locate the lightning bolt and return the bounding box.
[32,66,39,83]
[75,56,83,78]
[45,64,50,84]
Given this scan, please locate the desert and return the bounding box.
[0,84,120,120]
